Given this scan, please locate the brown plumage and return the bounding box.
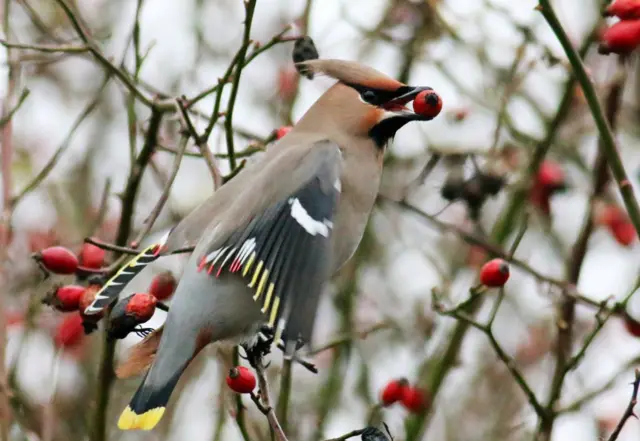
[116,326,164,379]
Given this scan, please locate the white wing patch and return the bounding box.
[288,198,333,237]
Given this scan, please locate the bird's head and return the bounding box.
[294,59,437,148]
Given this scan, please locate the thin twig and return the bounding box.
[132,135,188,245]
[223,0,257,170]
[175,97,223,189]
[607,369,640,441]
[537,0,640,237]
[253,359,288,441]
[0,39,89,53]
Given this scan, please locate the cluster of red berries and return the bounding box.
[36,244,176,348]
[594,201,637,246]
[600,0,640,55]
[226,366,256,394]
[380,378,428,413]
[529,160,566,216]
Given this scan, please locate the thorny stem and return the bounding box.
[223,0,257,170]
[0,0,19,435]
[537,1,640,237]
[606,369,640,441]
[405,23,601,441]
[535,56,627,440]
[91,109,163,441]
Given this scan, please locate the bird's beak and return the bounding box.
[380,86,435,121]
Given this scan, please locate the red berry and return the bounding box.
[277,67,298,101]
[275,126,293,140]
[605,0,640,19]
[149,271,176,301]
[226,366,256,394]
[79,285,103,319]
[413,90,443,118]
[380,378,409,406]
[536,160,565,192]
[599,20,640,55]
[611,221,636,246]
[480,258,510,287]
[529,184,552,215]
[80,243,106,269]
[596,203,627,227]
[54,313,85,348]
[125,293,157,323]
[45,285,85,312]
[401,386,427,413]
[624,313,640,337]
[35,246,79,274]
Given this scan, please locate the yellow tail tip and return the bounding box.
[117,405,165,431]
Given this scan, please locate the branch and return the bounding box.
[223,0,257,170]
[607,369,640,441]
[175,97,223,189]
[0,88,29,127]
[0,39,89,53]
[537,0,640,238]
[252,358,288,441]
[91,108,163,441]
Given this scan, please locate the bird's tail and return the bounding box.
[117,355,188,431]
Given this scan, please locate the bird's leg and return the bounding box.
[242,324,275,368]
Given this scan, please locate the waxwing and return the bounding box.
[83,58,440,430]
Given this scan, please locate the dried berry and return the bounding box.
[440,170,465,202]
[599,19,640,55]
[149,271,176,301]
[604,0,640,19]
[34,246,79,275]
[293,36,319,79]
[107,293,157,340]
[413,90,443,118]
[460,175,487,219]
[401,386,427,413]
[480,258,510,287]
[536,160,566,193]
[275,126,293,140]
[477,171,506,196]
[226,366,256,394]
[54,313,85,348]
[80,243,106,269]
[380,378,408,406]
[43,284,85,312]
[623,312,640,337]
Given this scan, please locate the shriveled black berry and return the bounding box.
[461,175,487,219]
[441,176,464,201]
[293,36,319,79]
[477,172,505,196]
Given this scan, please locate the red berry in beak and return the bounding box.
[479,258,510,287]
[34,246,79,275]
[149,271,177,301]
[80,243,106,269]
[44,284,85,312]
[413,90,443,118]
[380,378,409,406]
[226,366,256,394]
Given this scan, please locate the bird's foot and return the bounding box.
[242,325,275,368]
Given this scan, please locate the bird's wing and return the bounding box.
[196,140,343,353]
